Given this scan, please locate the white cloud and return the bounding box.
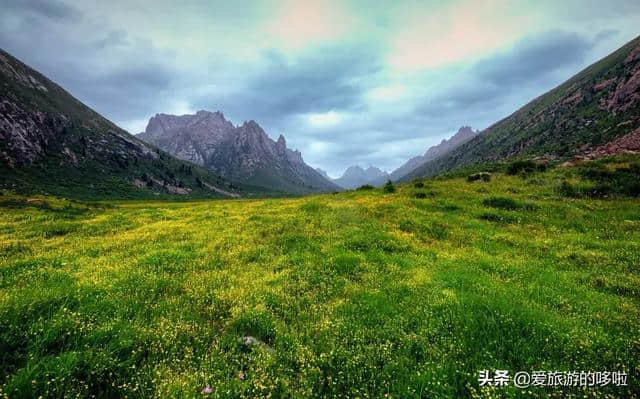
[386,0,535,70]
[265,0,358,50]
[306,111,345,128]
[366,84,408,102]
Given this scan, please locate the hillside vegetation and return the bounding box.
[0,49,273,200]
[1,156,638,398]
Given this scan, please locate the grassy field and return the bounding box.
[1,158,639,398]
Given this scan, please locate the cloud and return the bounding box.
[307,111,346,128]
[386,0,530,70]
[474,30,595,87]
[193,43,382,126]
[266,0,358,49]
[415,30,597,121]
[3,0,82,22]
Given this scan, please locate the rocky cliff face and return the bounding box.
[315,168,331,180]
[137,111,339,194]
[0,48,239,199]
[332,165,389,189]
[389,126,479,181]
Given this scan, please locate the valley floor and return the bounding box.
[1,161,639,398]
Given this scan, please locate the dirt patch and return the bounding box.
[203,182,240,198]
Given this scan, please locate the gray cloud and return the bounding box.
[3,0,82,21]
[475,30,594,87]
[193,44,382,127]
[415,30,599,130]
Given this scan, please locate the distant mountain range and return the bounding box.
[137,111,340,194]
[388,126,478,181]
[0,49,244,199]
[316,126,478,189]
[328,165,389,189]
[399,35,640,181]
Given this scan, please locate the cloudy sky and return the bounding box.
[1,0,639,177]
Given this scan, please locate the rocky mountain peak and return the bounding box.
[388,125,479,181]
[423,126,479,159]
[315,168,331,180]
[136,110,340,194]
[276,134,287,156]
[453,126,476,140]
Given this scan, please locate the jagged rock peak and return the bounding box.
[277,134,286,146]
[453,126,477,139]
[135,109,341,194]
[315,168,331,180]
[195,109,226,120]
[276,134,287,155]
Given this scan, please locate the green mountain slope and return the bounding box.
[401,35,640,181]
[0,48,270,200]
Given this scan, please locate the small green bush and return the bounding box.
[467,172,491,182]
[558,180,580,198]
[299,201,326,213]
[357,184,374,190]
[506,160,546,176]
[413,181,424,188]
[506,160,536,175]
[383,180,395,193]
[398,220,416,232]
[479,212,518,224]
[482,196,522,210]
[578,162,640,197]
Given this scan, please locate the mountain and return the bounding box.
[400,35,640,181]
[332,165,389,189]
[137,111,340,194]
[315,167,332,180]
[389,126,479,181]
[0,48,247,200]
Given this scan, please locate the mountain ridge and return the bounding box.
[332,165,389,189]
[0,48,252,199]
[136,111,340,194]
[400,35,640,181]
[389,126,479,181]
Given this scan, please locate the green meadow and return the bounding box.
[1,158,639,398]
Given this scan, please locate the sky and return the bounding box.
[1,0,639,177]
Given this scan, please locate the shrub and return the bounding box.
[506,160,535,175]
[482,196,522,210]
[383,180,395,193]
[506,160,546,176]
[578,162,640,197]
[413,181,424,188]
[558,180,579,198]
[479,212,518,224]
[424,222,449,240]
[398,220,416,232]
[299,201,326,213]
[467,172,491,182]
[357,184,374,190]
[332,252,361,275]
[414,192,427,199]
